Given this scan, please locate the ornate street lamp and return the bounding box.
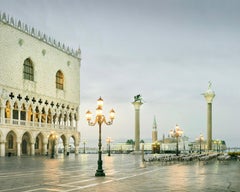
[86,97,115,177]
[169,124,183,156]
[196,134,204,154]
[106,137,112,156]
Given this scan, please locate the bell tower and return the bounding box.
[152,116,158,143]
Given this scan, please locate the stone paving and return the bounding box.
[0,154,239,192]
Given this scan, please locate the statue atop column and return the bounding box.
[134,94,143,103]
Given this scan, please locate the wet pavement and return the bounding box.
[0,154,239,192]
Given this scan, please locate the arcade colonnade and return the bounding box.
[0,88,80,157]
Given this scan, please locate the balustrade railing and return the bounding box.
[0,117,77,130]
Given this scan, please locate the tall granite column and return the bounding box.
[132,98,143,151]
[203,82,215,151]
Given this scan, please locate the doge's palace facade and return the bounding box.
[0,12,81,157]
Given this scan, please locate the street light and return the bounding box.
[196,134,204,154]
[106,137,112,156]
[86,97,115,177]
[83,140,87,154]
[169,124,183,156]
[214,140,221,152]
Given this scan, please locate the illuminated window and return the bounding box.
[23,58,34,81]
[56,70,64,90]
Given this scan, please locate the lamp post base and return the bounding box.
[95,170,105,177]
[95,159,105,177]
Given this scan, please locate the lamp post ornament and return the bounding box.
[86,97,115,176]
[169,124,183,156]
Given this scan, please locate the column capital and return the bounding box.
[202,82,215,103]
[132,101,143,110]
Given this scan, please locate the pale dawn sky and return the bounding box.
[1,0,240,147]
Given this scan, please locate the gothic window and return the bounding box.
[20,104,26,121]
[28,105,33,121]
[56,70,64,90]
[13,102,18,120]
[23,58,34,81]
[47,109,52,124]
[41,108,45,123]
[35,107,39,122]
[5,101,11,118]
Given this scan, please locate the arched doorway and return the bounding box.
[22,139,27,154]
[48,133,58,158]
[69,136,76,154]
[22,132,31,155]
[5,131,17,156]
[35,133,44,155]
[59,134,67,155]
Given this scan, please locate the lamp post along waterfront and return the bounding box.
[196,134,204,154]
[86,97,115,177]
[170,124,183,156]
[106,137,112,156]
[83,140,86,154]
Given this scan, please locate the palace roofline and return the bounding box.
[0,12,81,59]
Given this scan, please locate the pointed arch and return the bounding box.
[41,107,46,123]
[22,132,31,155]
[13,101,18,123]
[47,108,52,124]
[27,105,33,122]
[35,106,39,122]
[35,132,44,155]
[6,131,17,156]
[56,70,64,90]
[23,58,34,81]
[69,135,76,153]
[5,100,11,119]
[20,103,26,122]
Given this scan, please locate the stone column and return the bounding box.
[17,142,21,156]
[75,140,79,155]
[10,106,13,124]
[0,105,5,124]
[70,113,73,127]
[38,112,42,127]
[18,109,21,125]
[0,142,5,156]
[203,82,215,151]
[64,142,69,155]
[31,142,35,156]
[43,141,48,156]
[54,139,58,156]
[132,100,143,151]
